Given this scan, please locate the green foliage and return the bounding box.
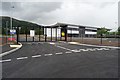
[2,27,6,35]
[97,27,108,35]
[0,27,2,34]
[109,27,120,35]
[118,27,120,35]
[1,16,44,35]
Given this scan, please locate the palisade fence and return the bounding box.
[18,26,63,42]
[1,25,119,47]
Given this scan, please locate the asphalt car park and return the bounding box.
[1,42,119,78]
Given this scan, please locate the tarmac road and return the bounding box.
[1,42,119,78]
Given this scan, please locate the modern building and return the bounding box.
[44,22,111,40]
[17,22,111,42]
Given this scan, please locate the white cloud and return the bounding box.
[44,1,118,31]
[1,0,119,31]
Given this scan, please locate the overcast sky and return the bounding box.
[1,0,119,31]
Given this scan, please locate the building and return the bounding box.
[17,22,111,42]
[44,22,111,41]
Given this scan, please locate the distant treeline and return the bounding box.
[1,16,44,35]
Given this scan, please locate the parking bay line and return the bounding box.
[17,57,28,60]
[56,45,97,52]
[100,48,110,50]
[65,51,72,53]
[32,55,41,58]
[56,46,72,51]
[0,59,11,63]
[56,44,111,52]
[71,49,81,52]
[44,54,53,56]
[55,52,63,55]
[1,48,111,63]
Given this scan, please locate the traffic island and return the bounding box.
[0,42,22,57]
[8,41,22,48]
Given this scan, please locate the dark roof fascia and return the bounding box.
[43,23,111,31]
[56,23,112,30]
[56,23,99,29]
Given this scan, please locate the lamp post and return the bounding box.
[79,28,83,43]
[115,22,118,38]
[6,21,8,43]
[70,28,72,41]
[100,28,103,45]
[10,2,14,43]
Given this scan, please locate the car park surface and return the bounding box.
[1,42,118,78]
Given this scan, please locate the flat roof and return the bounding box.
[44,22,111,31]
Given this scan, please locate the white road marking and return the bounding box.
[86,48,96,51]
[0,42,22,57]
[56,45,110,53]
[44,54,53,56]
[1,47,112,63]
[71,49,81,52]
[92,48,100,51]
[68,42,79,44]
[56,46,72,51]
[96,48,105,50]
[55,52,63,55]
[32,55,41,58]
[65,51,72,53]
[100,48,110,50]
[17,57,28,60]
[71,48,110,53]
[59,41,67,43]
[49,42,55,45]
[0,59,11,63]
[79,49,89,51]
[57,46,67,49]
[27,43,32,44]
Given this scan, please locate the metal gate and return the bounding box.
[16,26,68,42]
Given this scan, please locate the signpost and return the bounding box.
[61,32,65,37]
[30,30,35,42]
[10,29,16,34]
[30,30,35,37]
[9,29,16,41]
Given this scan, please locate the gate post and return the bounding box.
[56,28,57,41]
[39,26,41,41]
[65,27,67,41]
[51,27,52,41]
[33,36,34,42]
[16,26,19,44]
[33,26,34,42]
[26,26,27,42]
[45,28,47,42]
[70,28,72,41]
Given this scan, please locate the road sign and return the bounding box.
[10,29,16,34]
[8,37,16,41]
[61,32,65,37]
[30,30,35,37]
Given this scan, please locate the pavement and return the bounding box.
[70,38,119,47]
[1,41,119,78]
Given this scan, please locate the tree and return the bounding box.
[2,27,6,35]
[97,27,108,36]
[118,26,120,35]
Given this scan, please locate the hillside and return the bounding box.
[0,16,43,34]
[1,16,42,28]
